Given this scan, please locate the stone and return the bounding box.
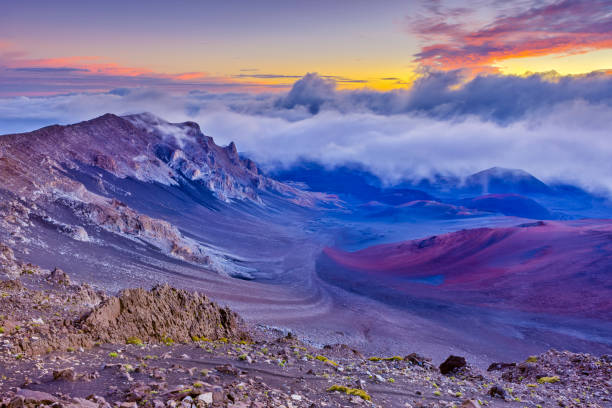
[16,389,59,405]
[81,285,249,345]
[53,367,77,381]
[439,355,466,374]
[196,393,213,404]
[8,397,24,408]
[489,384,508,399]
[47,267,71,285]
[71,397,99,408]
[405,352,431,366]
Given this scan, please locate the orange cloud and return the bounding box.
[410,0,612,72]
[0,48,290,95]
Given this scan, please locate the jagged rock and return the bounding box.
[405,353,431,367]
[501,362,542,382]
[322,344,364,359]
[53,367,76,381]
[488,384,508,399]
[439,355,466,375]
[81,284,249,344]
[47,267,71,285]
[0,243,20,278]
[487,362,516,371]
[216,364,239,376]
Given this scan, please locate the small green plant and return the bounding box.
[108,351,119,358]
[433,390,441,396]
[66,347,75,352]
[0,327,5,334]
[193,382,203,388]
[15,353,23,360]
[126,336,144,346]
[218,337,228,343]
[526,356,538,363]
[388,378,395,383]
[316,355,338,367]
[327,385,371,401]
[368,356,381,361]
[537,376,560,384]
[161,336,174,346]
[238,354,248,360]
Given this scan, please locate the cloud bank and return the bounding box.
[1,71,612,192]
[409,0,612,72]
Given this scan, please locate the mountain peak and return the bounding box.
[1,113,322,204]
[473,166,532,178]
[465,166,551,195]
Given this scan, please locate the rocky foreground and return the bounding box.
[0,266,611,408]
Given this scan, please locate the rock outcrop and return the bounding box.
[0,269,247,357]
[0,243,19,278]
[81,284,249,344]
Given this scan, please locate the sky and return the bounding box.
[1,0,612,191]
[1,0,611,95]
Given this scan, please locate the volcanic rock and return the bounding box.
[47,267,71,285]
[439,355,466,375]
[487,362,516,371]
[0,243,20,278]
[81,284,249,344]
[488,384,508,399]
[404,353,431,367]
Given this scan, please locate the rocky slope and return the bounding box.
[1,112,310,203]
[1,268,610,408]
[0,113,332,279]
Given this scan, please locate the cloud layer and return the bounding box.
[409,0,612,72]
[1,72,612,192]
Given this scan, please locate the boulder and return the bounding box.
[80,284,249,345]
[489,384,508,399]
[47,267,71,285]
[16,389,60,404]
[405,352,431,366]
[439,355,466,374]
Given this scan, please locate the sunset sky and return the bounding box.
[1,0,611,96]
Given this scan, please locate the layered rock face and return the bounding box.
[0,112,307,203]
[82,284,249,344]
[0,113,326,276]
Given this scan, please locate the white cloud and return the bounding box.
[1,72,612,193]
